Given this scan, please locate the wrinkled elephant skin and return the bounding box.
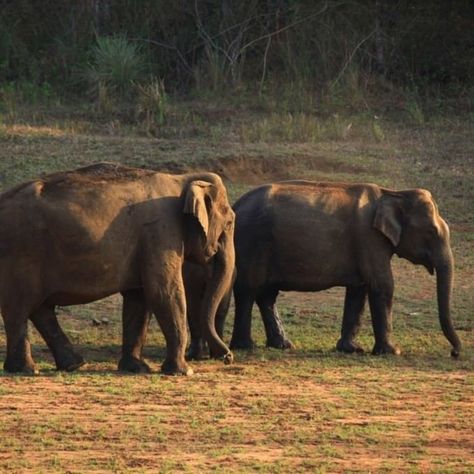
[230,181,461,357]
[0,163,235,374]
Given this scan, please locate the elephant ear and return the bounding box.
[183,180,214,236]
[373,194,404,247]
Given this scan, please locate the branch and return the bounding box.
[130,38,193,75]
[330,28,377,88]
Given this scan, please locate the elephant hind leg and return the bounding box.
[2,304,37,374]
[30,304,85,371]
[336,286,367,354]
[256,289,294,349]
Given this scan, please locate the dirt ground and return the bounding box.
[0,358,472,472]
[0,124,473,472]
[0,286,472,473]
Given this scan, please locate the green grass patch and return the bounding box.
[0,101,472,472]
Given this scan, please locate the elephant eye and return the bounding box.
[428,224,439,236]
[204,195,213,213]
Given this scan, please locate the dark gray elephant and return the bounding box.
[0,163,235,375]
[229,180,461,357]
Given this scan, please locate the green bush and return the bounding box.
[81,36,146,103]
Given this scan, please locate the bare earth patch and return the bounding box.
[0,363,472,472]
[0,115,473,472]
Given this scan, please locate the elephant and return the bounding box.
[229,180,461,358]
[0,162,235,375]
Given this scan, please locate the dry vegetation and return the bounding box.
[0,102,473,472]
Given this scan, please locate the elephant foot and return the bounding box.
[336,338,365,354]
[266,336,295,350]
[55,352,86,372]
[118,355,152,374]
[4,357,39,375]
[161,359,193,376]
[372,342,401,356]
[187,340,209,361]
[229,337,255,350]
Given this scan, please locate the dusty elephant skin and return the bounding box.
[0,163,235,375]
[230,180,461,358]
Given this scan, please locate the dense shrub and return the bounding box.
[0,0,472,101]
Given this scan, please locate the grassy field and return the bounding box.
[0,101,473,472]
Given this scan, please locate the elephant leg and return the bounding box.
[118,289,152,373]
[230,286,256,350]
[256,289,294,349]
[187,298,208,361]
[29,304,85,371]
[2,305,37,374]
[143,264,192,375]
[152,294,192,376]
[368,285,401,355]
[187,333,208,361]
[336,286,367,353]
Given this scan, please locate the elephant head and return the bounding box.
[183,178,235,361]
[373,189,461,357]
[183,179,235,263]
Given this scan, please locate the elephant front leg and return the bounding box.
[152,291,193,376]
[118,289,152,373]
[187,308,208,361]
[144,267,193,375]
[368,284,401,355]
[256,289,294,349]
[186,281,208,361]
[30,304,85,371]
[336,286,367,353]
[230,287,256,350]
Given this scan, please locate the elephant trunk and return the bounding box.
[200,231,235,363]
[435,248,461,357]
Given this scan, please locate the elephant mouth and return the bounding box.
[398,251,434,275]
[423,261,435,275]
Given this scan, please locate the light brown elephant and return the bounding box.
[0,163,235,375]
[230,180,461,357]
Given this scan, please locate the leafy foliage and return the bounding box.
[0,0,472,100]
[81,36,146,101]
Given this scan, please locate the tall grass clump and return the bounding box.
[0,81,57,120]
[136,77,168,134]
[240,113,321,143]
[405,97,425,124]
[81,36,146,108]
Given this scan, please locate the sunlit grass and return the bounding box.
[0,102,472,472]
